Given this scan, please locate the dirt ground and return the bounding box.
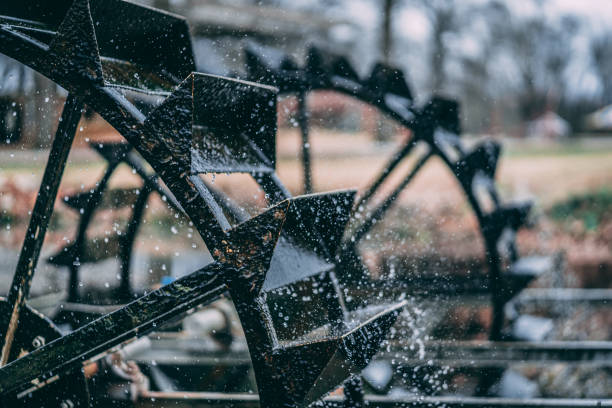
[275,128,612,206]
[0,125,610,396]
[0,125,610,276]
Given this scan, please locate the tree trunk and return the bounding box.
[382,0,394,63]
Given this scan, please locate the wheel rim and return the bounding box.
[0,2,405,406]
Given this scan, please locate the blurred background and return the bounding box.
[0,0,610,397]
[118,0,612,136]
[7,0,612,142]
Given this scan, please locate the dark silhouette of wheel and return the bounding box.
[0,1,404,406]
[244,43,552,395]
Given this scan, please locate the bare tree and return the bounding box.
[403,0,458,93]
[382,0,395,63]
[591,33,612,105]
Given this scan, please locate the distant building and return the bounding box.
[140,0,357,75]
[0,0,358,146]
[526,110,570,139]
[585,104,612,132]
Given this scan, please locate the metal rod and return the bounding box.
[68,160,120,302]
[350,150,432,245]
[353,139,416,213]
[132,337,612,368]
[384,340,612,367]
[0,94,83,366]
[254,172,292,204]
[297,91,312,194]
[487,242,504,342]
[0,263,229,395]
[517,288,612,306]
[134,392,612,408]
[118,183,153,300]
[125,151,184,214]
[203,180,249,224]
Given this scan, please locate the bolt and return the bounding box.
[31,336,45,349]
[60,400,74,408]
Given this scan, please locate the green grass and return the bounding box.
[505,144,612,157]
[548,189,612,231]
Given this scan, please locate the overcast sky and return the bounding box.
[554,0,612,23]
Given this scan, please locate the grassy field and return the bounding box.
[0,127,610,268]
[1,127,610,207]
[273,128,612,281]
[275,128,612,208]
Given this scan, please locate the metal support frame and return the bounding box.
[0,94,83,365]
[0,4,405,406]
[134,392,612,408]
[0,2,608,406]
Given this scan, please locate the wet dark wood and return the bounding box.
[245,44,531,345]
[0,262,229,395]
[0,4,574,407]
[0,94,83,365]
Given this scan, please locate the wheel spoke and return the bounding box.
[117,184,152,300]
[297,91,313,194]
[0,263,228,395]
[349,149,433,246]
[254,172,292,203]
[67,160,120,302]
[353,138,417,212]
[0,94,83,366]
